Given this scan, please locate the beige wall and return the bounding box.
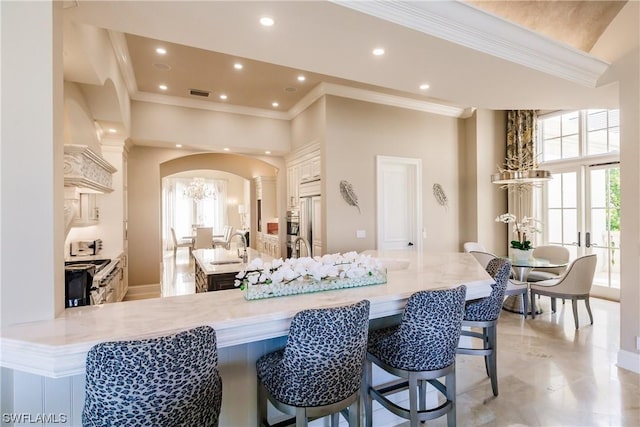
[132,101,290,152]
[290,97,326,150]
[323,95,465,254]
[459,109,508,254]
[128,148,280,286]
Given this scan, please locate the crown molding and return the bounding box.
[322,83,468,118]
[332,0,610,87]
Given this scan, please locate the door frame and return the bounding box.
[376,155,423,251]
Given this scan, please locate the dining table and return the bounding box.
[502,256,569,316]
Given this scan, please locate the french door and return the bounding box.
[543,162,620,299]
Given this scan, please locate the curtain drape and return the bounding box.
[505,110,539,246]
[505,110,538,171]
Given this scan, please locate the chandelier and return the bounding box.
[184,178,214,200]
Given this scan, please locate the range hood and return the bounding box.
[64,144,116,193]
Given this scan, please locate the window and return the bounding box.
[538,109,619,161]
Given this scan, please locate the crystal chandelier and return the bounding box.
[184,178,214,200]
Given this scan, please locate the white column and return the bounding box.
[0,0,64,326]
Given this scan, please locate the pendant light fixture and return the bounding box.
[491,169,551,184]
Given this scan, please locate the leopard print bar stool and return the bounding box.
[457,257,511,397]
[364,286,466,427]
[256,300,371,427]
[82,326,222,427]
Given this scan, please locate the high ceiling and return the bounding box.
[469,0,627,52]
[62,0,635,143]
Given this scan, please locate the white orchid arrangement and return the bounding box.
[234,251,383,290]
[495,213,542,250]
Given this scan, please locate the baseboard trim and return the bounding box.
[617,349,640,373]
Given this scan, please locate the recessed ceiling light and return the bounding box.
[107,128,117,134]
[234,63,243,70]
[176,144,183,148]
[265,151,271,155]
[372,47,385,56]
[219,94,228,100]
[260,16,274,27]
[155,47,167,55]
[272,102,279,108]
[419,83,430,90]
[223,148,230,152]
[159,84,168,91]
[297,75,306,82]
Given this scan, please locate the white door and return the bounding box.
[376,156,422,250]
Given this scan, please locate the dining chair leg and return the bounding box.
[530,291,537,319]
[584,296,594,325]
[522,291,529,319]
[571,297,580,329]
[551,297,557,312]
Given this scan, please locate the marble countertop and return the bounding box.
[192,247,274,275]
[1,250,492,378]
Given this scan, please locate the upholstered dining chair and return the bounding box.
[194,227,214,249]
[364,286,466,427]
[469,251,528,317]
[213,225,234,249]
[530,254,597,329]
[527,245,571,282]
[256,300,371,427]
[83,326,222,427]
[171,227,193,257]
[463,241,487,253]
[457,257,511,397]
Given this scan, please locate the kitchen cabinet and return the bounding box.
[262,234,280,258]
[286,164,300,209]
[285,143,321,211]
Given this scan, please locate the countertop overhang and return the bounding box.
[0,250,493,378]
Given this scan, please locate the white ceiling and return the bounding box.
[63,1,635,135]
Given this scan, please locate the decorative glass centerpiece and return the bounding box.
[234,252,387,300]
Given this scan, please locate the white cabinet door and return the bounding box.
[311,156,321,179]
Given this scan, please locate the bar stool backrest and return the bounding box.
[83,326,222,427]
[391,286,467,371]
[281,299,371,406]
[463,258,511,322]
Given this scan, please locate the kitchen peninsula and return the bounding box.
[0,250,493,426]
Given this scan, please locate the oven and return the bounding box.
[64,259,111,307]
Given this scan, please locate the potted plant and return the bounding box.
[495,213,541,260]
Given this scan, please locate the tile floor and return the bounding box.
[161,248,640,427]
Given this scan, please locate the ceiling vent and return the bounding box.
[189,88,211,98]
